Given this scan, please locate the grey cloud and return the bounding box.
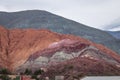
[0,0,120,29]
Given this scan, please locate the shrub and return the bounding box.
[24,68,32,75]
[34,69,44,75]
[0,68,11,74]
[0,75,11,80]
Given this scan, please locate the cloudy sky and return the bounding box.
[0,0,120,29]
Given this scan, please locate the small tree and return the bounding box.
[0,68,11,74]
[24,68,32,75]
[34,69,44,75]
[31,75,38,80]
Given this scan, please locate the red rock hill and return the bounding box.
[0,26,120,72]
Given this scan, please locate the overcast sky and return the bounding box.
[0,0,120,29]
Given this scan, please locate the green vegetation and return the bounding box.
[24,68,32,75]
[33,69,44,75]
[13,76,20,80]
[23,68,44,75]
[0,68,11,74]
[0,75,11,80]
[31,75,39,80]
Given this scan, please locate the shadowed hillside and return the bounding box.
[107,31,120,39]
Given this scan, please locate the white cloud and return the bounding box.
[108,26,120,31]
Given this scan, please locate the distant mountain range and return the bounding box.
[103,18,120,39]
[103,18,120,31]
[107,31,120,39]
[0,10,120,54]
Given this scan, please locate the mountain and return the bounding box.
[0,26,120,76]
[103,18,120,41]
[107,31,120,39]
[0,10,120,54]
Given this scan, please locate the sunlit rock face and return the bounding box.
[0,26,120,74]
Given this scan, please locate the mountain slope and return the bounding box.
[103,18,120,40]
[42,58,120,80]
[107,31,120,39]
[0,26,120,75]
[0,10,120,54]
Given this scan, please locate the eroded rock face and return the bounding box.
[17,40,120,73]
[0,26,120,73]
[41,57,120,80]
[0,26,10,68]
